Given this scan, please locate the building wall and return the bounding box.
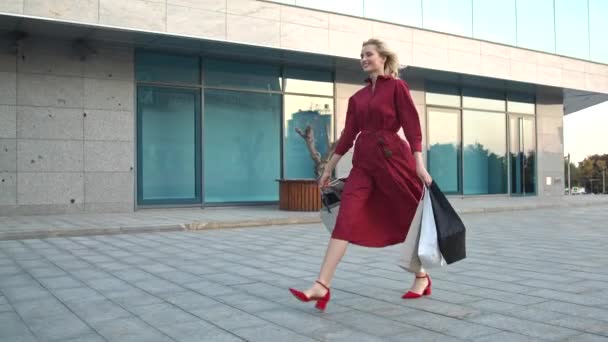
[537,88,565,197]
[0,38,135,215]
[1,0,607,95]
[266,0,608,65]
[0,1,594,214]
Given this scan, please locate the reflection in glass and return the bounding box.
[516,0,555,53]
[463,87,505,111]
[136,51,200,85]
[463,110,507,195]
[284,68,333,96]
[203,59,281,91]
[203,90,281,202]
[510,116,536,195]
[472,0,516,46]
[284,96,334,179]
[364,0,422,27]
[423,0,473,37]
[137,86,201,204]
[555,0,590,60]
[507,92,535,114]
[589,0,608,64]
[426,83,460,107]
[428,108,460,193]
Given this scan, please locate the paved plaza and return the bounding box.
[1,205,607,341]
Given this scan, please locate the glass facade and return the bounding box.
[423,0,472,37]
[134,49,543,207]
[426,82,536,196]
[427,108,460,193]
[472,0,516,46]
[203,60,282,92]
[365,0,422,27]
[462,110,507,195]
[510,116,536,195]
[555,0,589,60]
[135,51,333,206]
[284,67,333,96]
[516,0,555,54]
[203,90,281,203]
[589,0,608,64]
[136,51,200,85]
[462,87,505,112]
[284,95,334,179]
[272,0,608,64]
[137,86,201,204]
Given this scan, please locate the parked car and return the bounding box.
[571,187,587,195]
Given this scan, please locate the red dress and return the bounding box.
[331,75,424,247]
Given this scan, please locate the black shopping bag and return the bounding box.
[428,181,466,264]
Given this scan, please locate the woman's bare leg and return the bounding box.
[408,271,430,294]
[303,238,349,297]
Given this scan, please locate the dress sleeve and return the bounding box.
[395,80,422,154]
[334,97,359,156]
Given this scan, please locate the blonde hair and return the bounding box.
[362,38,400,78]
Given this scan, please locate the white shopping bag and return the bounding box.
[398,187,425,273]
[320,203,339,234]
[320,178,346,233]
[418,186,447,268]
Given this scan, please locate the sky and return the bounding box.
[564,101,608,164]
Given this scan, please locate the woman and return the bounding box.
[289,38,433,311]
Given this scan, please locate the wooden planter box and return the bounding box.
[277,179,321,211]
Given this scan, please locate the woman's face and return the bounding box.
[360,44,386,74]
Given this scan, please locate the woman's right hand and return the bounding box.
[318,172,331,188]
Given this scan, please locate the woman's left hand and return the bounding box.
[416,165,433,186]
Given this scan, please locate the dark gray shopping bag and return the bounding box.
[428,181,466,264]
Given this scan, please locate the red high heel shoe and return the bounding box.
[402,274,432,299]
[289,280,331,311]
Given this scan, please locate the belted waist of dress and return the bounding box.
[359,130,398,135]
[358,130,398,159]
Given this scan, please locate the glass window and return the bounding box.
[203,89,281,203]
[516,0,555,54]
[426,83,460,107]
[284,68,333,96]
[284,95,334,179]
[136,51,200,85]
[462,87,505,111]
[427,107,460,193]
[589,0,608,64]
[555,0,590,60]
[137,86,201,204]
[472,0,516,46]
[510,115,536,195]
[364,0,422,27]
[463,110,507,195]
[423,0,473,37]
[507,92,535,114]
[296,0,363,16]
[203,59,281,92]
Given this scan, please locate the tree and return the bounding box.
[576,154,608,193]
[295,124,337,178]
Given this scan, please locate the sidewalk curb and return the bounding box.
[184,217,321,230]
[1,200,606,241]
[0,224,186,241]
